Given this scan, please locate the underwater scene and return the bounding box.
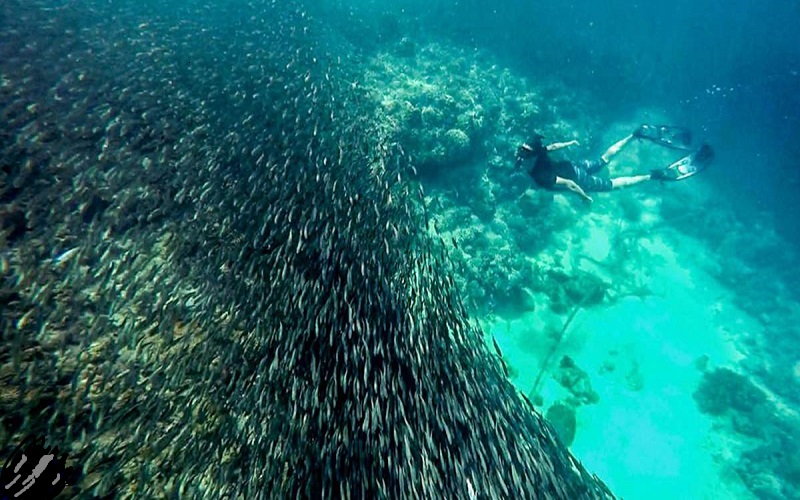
[1,0,799,498]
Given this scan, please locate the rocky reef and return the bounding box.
[694,366,800,499]
[364,41,598,179]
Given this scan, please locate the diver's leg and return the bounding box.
[577,171,613,193]
[601,134,634,163]
[582,158,607,175]
[611,174,651,189]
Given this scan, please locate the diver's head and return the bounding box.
[526,133,545,151]
[516,133,545,165]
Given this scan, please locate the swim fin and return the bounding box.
[650,143,714,181]
[633,124,693,151]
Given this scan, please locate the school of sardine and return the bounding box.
[0,1,615,498]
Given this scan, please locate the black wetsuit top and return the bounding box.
[529,154,575,189]
[528,153,612,192]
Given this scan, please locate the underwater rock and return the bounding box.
[554,356,600,405]
[493,283,536,316]
[738,427,800,499]
[697,368,800,498]
[516,191,576,230]
[443,128,471,161]
[730,409,772,438]
[505,211,549,254]
[546,402,577,447]
[466,173,496,222]
[598,359,616,375]
[509,194,578,255]
[561,270,608,306]
[745,472,785,500]
[693,367,767,416]
[617,193,644,222]
[694,354,710,372]
[367,40,569,184]
[420,105,443,126]
[624,361,644,392]
[456,107,488,143]
[443,221,541,317]
[542,269,608,313]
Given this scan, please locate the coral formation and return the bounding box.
[554,356,600,406]
[365,42,597,178]
[693,367,767,417]
[546,402,578,447]
[695,366,800,498]
[544,269,608,313]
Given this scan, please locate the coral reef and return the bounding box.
[737,422,800,499]
[365,42,598,178]
[543,268,608,314]
[553,356,600,406]
[507,194,577,253]
[695,366,800,498]
[360,37,616,325]
[693,367,767,418]
[545,402,577,447]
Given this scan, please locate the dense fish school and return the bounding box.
[0,1,614,497]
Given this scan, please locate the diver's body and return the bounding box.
[516,133,657,202]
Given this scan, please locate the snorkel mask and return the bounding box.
[515,133,545,167]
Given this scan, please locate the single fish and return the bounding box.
[52,247,80,266]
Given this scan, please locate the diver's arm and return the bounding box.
[555,176,592,202]
[546,140,580,151]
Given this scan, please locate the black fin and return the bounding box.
[653,143,714,181]
[635,124,694,151]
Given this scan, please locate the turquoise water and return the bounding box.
[1,0,798,498]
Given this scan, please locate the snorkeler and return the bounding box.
[515,126,713,203]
